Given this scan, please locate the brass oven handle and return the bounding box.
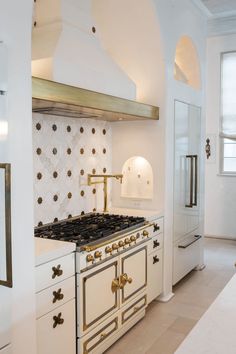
[0,164,13,288]
[53,312,64,328]
[111,278,120,293]
[52,264,63,279]
[52,288,64,303]
[185,155,193,208]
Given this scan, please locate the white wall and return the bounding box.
[0,1,37,353]
[93,0,207,298]
[205,33,236,239]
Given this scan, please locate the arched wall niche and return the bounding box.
[121,156,153,200]
[174,35,201,90]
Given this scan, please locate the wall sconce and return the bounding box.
[0,41,8,140]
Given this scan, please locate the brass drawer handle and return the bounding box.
[100,332,107,339]
[53,312,64,328]
[153,256,159,264]
[52,264,63,279]
[153,240,160,248]
[153,223,160,232]
[52,288,64,303]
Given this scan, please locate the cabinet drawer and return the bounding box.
[147,249,163,304]
[121,294,147,325]
[36,276,75,319]
[36,253,75,292]
[148,233,163,254]
[81,316,119,354]
[37,299,76,354]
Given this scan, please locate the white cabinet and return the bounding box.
[35,251,76,354]
[147,217,164,304]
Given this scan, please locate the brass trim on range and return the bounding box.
[121,295,147,325]
[83,261,118,331]
[83,317,118,354]
[121,246,147,304]
[0,163,12,288]
[81,224,152,253]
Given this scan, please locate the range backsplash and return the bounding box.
[33,113,112,226]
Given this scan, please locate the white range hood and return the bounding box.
[32,0,136,100]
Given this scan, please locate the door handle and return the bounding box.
[185,155,193,208]
[192,155,198,206]
[0,163,12,288]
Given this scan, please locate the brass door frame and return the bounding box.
[83,261,118,331]
[83,317,118,354]
[0,163,12,288]
[121,246,147,304]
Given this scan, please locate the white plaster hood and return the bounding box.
[32,0,136,100]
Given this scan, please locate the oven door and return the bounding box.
[120,243,147,305]
[78,257,119,335]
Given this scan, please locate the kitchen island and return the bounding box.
[175,272,236,354]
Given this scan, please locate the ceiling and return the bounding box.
[199,0,236,17]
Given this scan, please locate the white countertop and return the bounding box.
[35,238,76,266]
[108,207,163,222]
[175,273,236,354]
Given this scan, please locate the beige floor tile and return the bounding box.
[168,317,197,334]
[146,329,186,354]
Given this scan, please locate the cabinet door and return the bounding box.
[37,299,76,354]
[174,101,201,241]
[120,244,147,305]
[147,249,163,304]
[79,258,119,335]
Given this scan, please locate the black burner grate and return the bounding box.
[34,213,145,247]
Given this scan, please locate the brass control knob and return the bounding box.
[105,246,112,254]
[94,251,102,260]
[86,254,94,262]
[130,235,137,243]
[125,238,131,245]
[142,230,149,237]
[118,240,125,248]
[112,243,119,251]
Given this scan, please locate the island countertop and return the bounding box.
[175,273,236,354]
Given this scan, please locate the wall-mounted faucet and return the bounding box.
[87,174,123,212]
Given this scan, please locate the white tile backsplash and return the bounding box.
[33,113,112,226]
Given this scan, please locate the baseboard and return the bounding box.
[205,235,236,241]
[157,292,175,303]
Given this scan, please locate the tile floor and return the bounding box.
[105,237,236,354]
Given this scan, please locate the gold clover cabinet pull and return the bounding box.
[52,288,64,303]
[52,264,63,279]
[53,312,64,328]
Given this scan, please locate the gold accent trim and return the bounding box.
[32,77,159,121]
[83,317,118,354]
[122,295,147,325]
[0,164,12,288]
[81,224,152,252]
[83,261,118,331]
[121,246,147,304]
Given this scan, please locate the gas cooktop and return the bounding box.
[34,213,146,249]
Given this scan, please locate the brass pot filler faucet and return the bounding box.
[87,174,123,212]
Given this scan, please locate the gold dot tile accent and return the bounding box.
[36,148,42,155]
[52,124,57,131]
[38,221,43,227]
[92,168,96,174]
[92,188,96,194]
[67,170,72,177]
[54,217,58,223]
[53,171,58,178]
[53,195,58,202]
[67,148,72,155]
[81,190,85,197]
[92,128,96,134]
[67,125,71,132]
[80,127,84,133]
[80,148,84,154]
[81,211,85,215]
[103,148,106,154]
[103,129,106,135]
[37,172,42,180]
[36,123,41,131]
[37,197,43,204]
[68,192,72,199]
[92,148,96,154]
[93,208,96,212]
[80,169,84,176]
[103,167,106,173]
[68,214,72,219]
[52,147,57,155]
